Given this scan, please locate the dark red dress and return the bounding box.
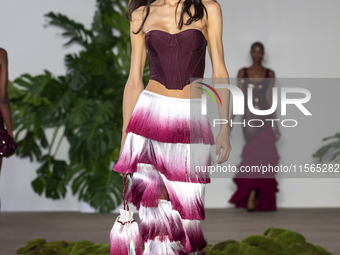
[229,68,279,211]
[0,109,3,130]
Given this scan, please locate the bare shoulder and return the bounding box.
[130,5,147,22]
[0,48,7,57]
[129,5,148,35]
[0,48,8,63]
[237,68,245,78]
[202,0,222,15]
[268,68,275,78]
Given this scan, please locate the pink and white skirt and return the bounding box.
[113,90,215,254]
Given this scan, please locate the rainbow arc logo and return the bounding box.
[196,82,223,106]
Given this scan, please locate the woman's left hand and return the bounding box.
[214,131,232,164]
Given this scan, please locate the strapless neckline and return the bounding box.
[145,28,207,42]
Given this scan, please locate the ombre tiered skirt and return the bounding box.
[113,90,215,254]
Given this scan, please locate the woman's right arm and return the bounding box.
[120,7,147,151]
[0,48,14,139]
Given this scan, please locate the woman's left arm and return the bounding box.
[205,0,231,164]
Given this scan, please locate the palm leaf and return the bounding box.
[45,12,93,46]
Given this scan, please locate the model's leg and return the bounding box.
[247,189,257,211]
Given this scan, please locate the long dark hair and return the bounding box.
[125,0,210,34]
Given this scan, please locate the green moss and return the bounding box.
[290,242,322,254]
[204,244,213,252]
[242,235,283,249]
[17,246,43,255]
[237,242,252,253]
[40,248,57,255]
[53,241,68,248]
[314,245,333,255]
[211,239,237,251]
[241,235,299,255]
[206,251,225,255]
[223,242,240,254]
[276,230,306,245]
[16,228,333,255]
[40,241,65,254]
[240,245,268,255]
[26,238,47,248]
[69,248,87,255]
[96,243,110,253]
[17,238,46,254]
[263,227,287,238]
[68,241,94,255]
[57,246,73,255]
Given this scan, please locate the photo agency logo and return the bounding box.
[196,82,312,127]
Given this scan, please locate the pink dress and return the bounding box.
[229,68,280,211]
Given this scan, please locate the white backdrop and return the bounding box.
[0,0,339,211]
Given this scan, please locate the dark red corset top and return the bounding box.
[145,28,207,90]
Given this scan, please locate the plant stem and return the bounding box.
[54,127,65,157]
[48,126,60,156]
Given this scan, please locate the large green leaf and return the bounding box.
[31,155,68,199]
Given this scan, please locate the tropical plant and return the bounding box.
[313,133,340,163]
[9,0,149,212]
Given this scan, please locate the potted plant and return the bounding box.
[9,0,149,213]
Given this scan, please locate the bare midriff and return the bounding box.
[145,79,191,98]
[145,79,203,99]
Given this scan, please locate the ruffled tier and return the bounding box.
[140,201,207,253]
[114,133,212,184]
[143,236,207,255]
[113,90,214,184]
[126,90,215,145]
[143,236,188,255]
[128,164,206,221]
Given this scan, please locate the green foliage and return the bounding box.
[313,133,340,162]
[9,0,149,212]
[17,228,333,254]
